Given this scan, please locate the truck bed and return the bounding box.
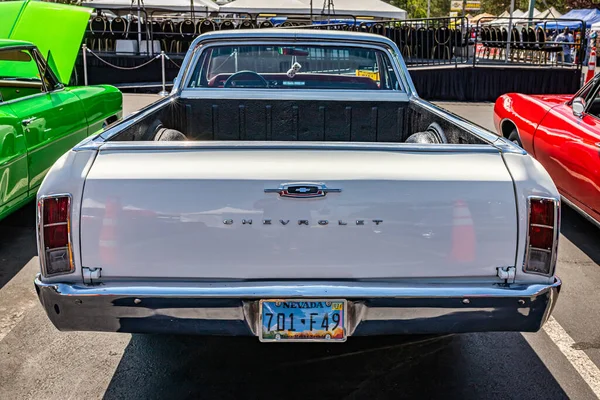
[109,97,489,145]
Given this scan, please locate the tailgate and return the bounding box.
[80,148,517,280]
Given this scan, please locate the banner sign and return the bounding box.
[465,1,481,11]
[450,1,462,11]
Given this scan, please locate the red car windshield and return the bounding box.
[187,45,400,90]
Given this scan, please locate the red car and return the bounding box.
[494,77,600,227]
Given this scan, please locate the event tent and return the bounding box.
[218,0,308,15]
[487,8,566,26]
[81,0,219,13]
[488,9,527,25]
[537,9,600,29]
[535,7,562,19]
[470,13,495,24]
[220,0,406,19]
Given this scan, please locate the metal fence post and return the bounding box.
[82,44,88,86]
[159,51,169,96]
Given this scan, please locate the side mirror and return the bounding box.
[573,97,586,117]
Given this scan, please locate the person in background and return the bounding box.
[556,27,574,63]
[584,29,595,66]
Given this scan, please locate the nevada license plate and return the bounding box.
[259,299,347,342]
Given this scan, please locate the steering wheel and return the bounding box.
[224,70,268,88]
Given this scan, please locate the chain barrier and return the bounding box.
[166,55,181,69]
[82,45,177,95]
[85,47,161,70]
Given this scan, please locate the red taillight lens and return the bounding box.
[44,197,69,225]
[39,195,73,276]
[530,199,554,227]
[44,224,68,248]
[528,225,554,250]
[524,198,558,276]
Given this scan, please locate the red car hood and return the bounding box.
[528,94,573,106]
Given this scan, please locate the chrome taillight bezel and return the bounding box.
[522,196,560,277]
[37,193,75,277]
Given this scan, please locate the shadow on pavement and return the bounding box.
[0,202,37,289]
[561,204,600,265]
[103,333,567,400]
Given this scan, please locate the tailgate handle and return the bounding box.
[265,182,342,199]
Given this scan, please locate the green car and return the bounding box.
[0,1,122,220]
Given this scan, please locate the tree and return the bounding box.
[565,0,600,8]
[384,0,569,18]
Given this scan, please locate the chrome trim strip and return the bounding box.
[43,222,68,228]
[191,29,403,48]
[531,223,553,229]
[492,136,528,155]
[561,195,600,229]
[96,141,499,153]
[35,275,560,298]
[522,196,560,277]
[37,193,75,277]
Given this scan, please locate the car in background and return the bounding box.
[0,1,122,220]
[494,77,600,228]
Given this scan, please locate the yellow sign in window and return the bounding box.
[355,70,380,81]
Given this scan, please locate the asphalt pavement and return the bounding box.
[1,96,599,400]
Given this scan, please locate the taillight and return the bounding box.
[524,197,559,276]
[38,194,74,276]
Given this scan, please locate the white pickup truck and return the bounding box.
[35,29,561,342]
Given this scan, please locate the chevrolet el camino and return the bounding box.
[35,30,561,342]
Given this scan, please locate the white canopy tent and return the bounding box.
[220,0,406,19]
[218,0,308,15]
[535,7,562,19]
[81,0,219,12]
[488,9,529,25]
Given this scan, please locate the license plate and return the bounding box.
[259,299,347,342]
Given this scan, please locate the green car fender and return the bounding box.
[0,106,28,219]
[68,85,123,135]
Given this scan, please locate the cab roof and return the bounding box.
[194,29,398,48]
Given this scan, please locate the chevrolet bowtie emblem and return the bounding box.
[264,182,342,199]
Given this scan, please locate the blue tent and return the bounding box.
[536,9,600,29]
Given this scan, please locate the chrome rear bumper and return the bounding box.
[35,275,561,336]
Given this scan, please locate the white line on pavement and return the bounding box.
[544,316,600,398]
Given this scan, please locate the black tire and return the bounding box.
[508,128,522,147]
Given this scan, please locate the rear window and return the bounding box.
[187,45,400,90]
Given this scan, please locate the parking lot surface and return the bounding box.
[1,97,599,400]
